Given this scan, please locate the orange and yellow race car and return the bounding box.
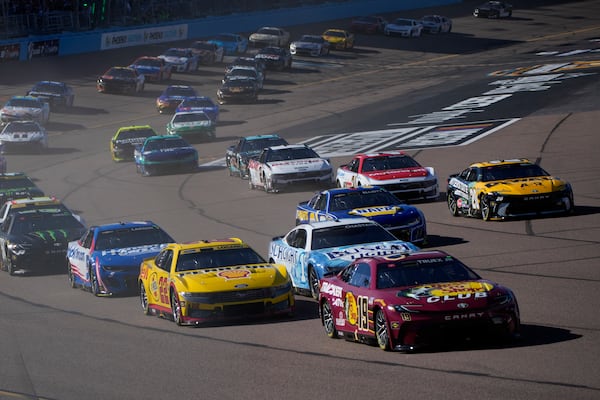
[446,158,574,220]
[138,238,294,325]
[321,28,355,50]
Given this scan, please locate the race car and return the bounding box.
[248,143,332,193]
[295,186,427,245]
[336,151,439,202]
[225,56,267,79]
[26,80,74,109]
[128,56,172,82]
[157,48,199,73]
[268,218,419,298]
[166,111,216,142]
[0,96,50,125]
[225,134,288,179]
[208,33,248,55]
[318,250,520,352]
[67,221,174,296]
[384,18,423,37]
[156,85,197,114]
[134,135,198,176]
[0,120,48,153]
[138,238,294,325]
[349,15,388,34]
[110,125,157,162]
[0,208,85,275]
[190,40,225,64]
[289,35,330,57]
[0,196,83,225]
[216,77,259,105]
[446,158,574,220]
[322,29,355,50]
[175,96,219,123]
[0,172,45,205]
[254,46,292,71]
[420,15,453,33]
[224,65,264,90]
[249,26,291,48]
[96,66,145,94]
[473,1,513,18]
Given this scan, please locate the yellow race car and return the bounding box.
[110,125,157,162]
[138,238,294,325]
[322,28,355,50]
[447,159,574,220]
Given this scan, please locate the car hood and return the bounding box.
[394,281,500,312]
[482,176,568,195]
[250,33,279,40]
[267,158,330,173]
[316,241,418,265]
[173,264,288,292]
[362,167,429,180]
[346,205,417,218]
[160,56,187,63]
[25,228,85,244]
[2,106,42,115]
[170,120,212,128]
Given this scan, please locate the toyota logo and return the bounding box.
[457,303,469,309]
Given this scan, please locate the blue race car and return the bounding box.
[175,96,219,123]
[268,218,419,298]
[156,85,197,114]
[67,221,174,296]
[225,133,288,178]
[208,33,249,56]
[134,135,198,176]
[295,186,427,245]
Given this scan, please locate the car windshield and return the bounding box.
[311,223,396,250]
[7,98,41,108]
[481,164,549,181]
[376,257,480,289]
[144,138,188,151]
[242,137,287,152]
[193,42,213,50]
[267,147,319,162]
[0,177,36,189]
[394,19,412,25]
[423,16,439,22]
[257,28,280,35]
[181,98,214,108]
[135,58,161,67]
[213,34,237,42]
[175,246,266,271]
[228,69,257,78]
[13,213,82,235]
[173,113,209,123]
[259,47,282,55]
[3,122,41,133]
[32,82,63,93]
[165,87,195,97]
[361,155,420,171]
[107,68,134,78]
[164,49,188,57]
[300,36,323,43]
[329,189,399,211]
[324,30,344,38]
[117,127,155,140]
[94,226,173,250]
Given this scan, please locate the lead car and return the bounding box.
[318,250,520,352]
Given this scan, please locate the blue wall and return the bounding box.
[5,0,460,61]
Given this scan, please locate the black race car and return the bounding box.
[0,208,86,275]
[0,172,44,205]
[217,77,259,104]
[96,66,145,94]
[254,46,292,71]
[26,81,74,109]
[473,1,513,18]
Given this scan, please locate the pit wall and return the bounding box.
[1,0,460,62]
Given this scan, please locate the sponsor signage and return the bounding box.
[101,24,188,50]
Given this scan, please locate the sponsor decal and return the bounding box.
[218,269,251,279]
[101,25,189,50]
[321,281,343,297]
[100,244,166,256]
[345,292,358,325]
[324,243,413,260]
[399,282,493,302]
[444,312,484,321]
[336,311,346,326]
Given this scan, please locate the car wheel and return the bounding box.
[480,196,492,221]
[264,175,273,193]
[140,283,150,315]
[171,290,183,326]
[309,267,320,300]
[6,256,15,276]
[375,309,391,351]
[249,179,255,190]
[336,180,342,188]
[447,193,460,216]
[508,11,512,17]
[321,300,338,338]
[89,267,100,296]
[68,265,77,288]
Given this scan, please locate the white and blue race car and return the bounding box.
[268,218,418,299]
[67,221,174,296]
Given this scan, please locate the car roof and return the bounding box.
[92,220,158,231]
[360,249,452,264]
[296,217,374,229]
[245,134,281,141]
[469,158,531,168]
[318,186,387,196]
[268,143,308,151]
[4,196,58,206]
[167,237,247,251]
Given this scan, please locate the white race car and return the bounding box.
[248,144,332,193]
[384,18,423,37]
[0,120,48,152]
[0,96,50,125]
[290,35,330,57]
[249,26,290,48]
[158,48,199,73]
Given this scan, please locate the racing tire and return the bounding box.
[140,283,150,315]
[321,300,338,338]
[6,256,15,276]
[68,266,77,288]
[249,179,255,190]
[375,309,392,351]
[171,290,183,326]
[90,267,100,296]
[308,267,320,300]
[447,193,460,217]
[336,180,342,188]
[480,196,492,221]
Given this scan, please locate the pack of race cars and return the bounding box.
[4,3,573,353]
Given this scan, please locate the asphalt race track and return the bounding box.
[0,1,599,399]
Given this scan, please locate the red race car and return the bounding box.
[318,250,520,352]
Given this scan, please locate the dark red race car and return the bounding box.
[318,250,520,352]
